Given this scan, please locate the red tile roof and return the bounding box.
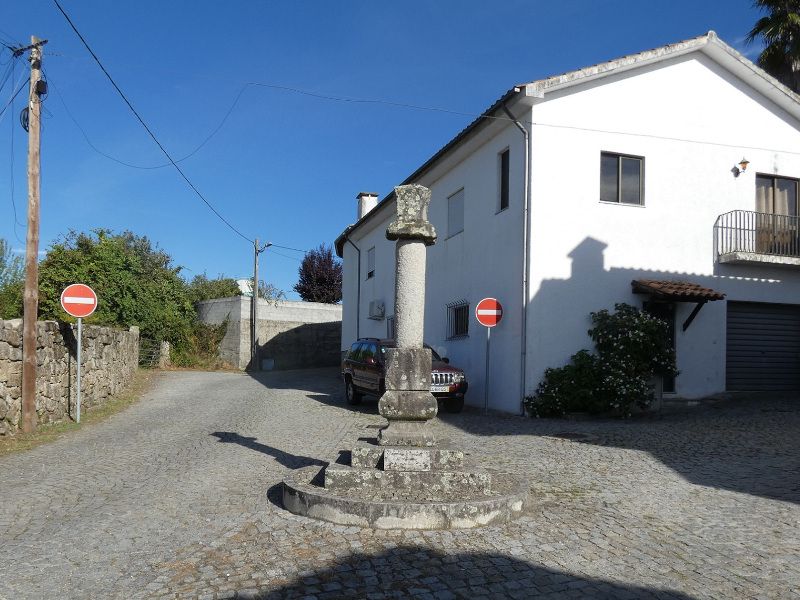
[631,279,725,302]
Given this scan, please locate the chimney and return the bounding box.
[357,192,379,220]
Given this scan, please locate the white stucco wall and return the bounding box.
[341,122,526,413]
[526,52,800,399]
[340,48,800,411]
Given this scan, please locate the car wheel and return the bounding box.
[443,397,464,413]
[345,378,362,405]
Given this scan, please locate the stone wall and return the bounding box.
[196,296,342,370]
[0,319,140,435]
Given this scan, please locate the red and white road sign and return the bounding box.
[475,297,503,327]
[60,284,98,318]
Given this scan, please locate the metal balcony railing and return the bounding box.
[715,210,800,260]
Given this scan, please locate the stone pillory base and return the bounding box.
[282,185,527,529]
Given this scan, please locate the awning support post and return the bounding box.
[682,300,707,332]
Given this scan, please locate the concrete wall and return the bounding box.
[526,52,800,400]
[0,319,140,435]
[196,297,342,370]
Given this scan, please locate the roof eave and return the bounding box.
[335,87,522,256]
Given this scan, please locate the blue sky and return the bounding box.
[1,1,765,299]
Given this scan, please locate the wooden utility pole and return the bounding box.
[251,238,259,368]
[21,36,47,434]
[250,240,272,369]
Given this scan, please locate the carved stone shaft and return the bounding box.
[378,184,439,447]
[395,241,425,349]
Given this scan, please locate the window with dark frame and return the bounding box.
[756,174,798,215]
[499,149,510,211]
[366,246,375,279]
[600,152,644,205]
[754,174,800,255]
[446,300,469,339]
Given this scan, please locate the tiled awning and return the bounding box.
[631,279,725,302]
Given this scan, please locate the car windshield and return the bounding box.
[380,343,442,361]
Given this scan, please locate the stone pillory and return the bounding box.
[281,184,527,529]
[378,184,438,447]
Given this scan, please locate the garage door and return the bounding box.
[726,301,800,391]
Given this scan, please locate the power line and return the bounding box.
[43,37,800,160]
[267,248,303,262]
[48,74,251,170]
[270,243,309,254]
[8,58,23,243]
[0,75,29,122]
[53,0,254,244]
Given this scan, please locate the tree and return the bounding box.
[257,280,286,304]
[294,244,342,303]
[187,273,241,304]
[37,230,195,346]
[747,0,800,92]
[0,238,24,319]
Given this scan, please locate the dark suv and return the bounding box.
[342,338,468,413]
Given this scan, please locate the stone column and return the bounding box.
[378,184,438,447]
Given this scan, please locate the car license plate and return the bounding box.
[430,385,449,392]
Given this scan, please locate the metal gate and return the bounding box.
[726,301,800,391]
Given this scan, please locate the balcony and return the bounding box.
[714,210,800,267]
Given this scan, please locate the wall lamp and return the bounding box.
[733,157,750,177]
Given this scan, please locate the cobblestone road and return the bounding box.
[0,369,797,599]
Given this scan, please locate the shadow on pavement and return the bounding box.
[247,369,800,505]
[567,396,800,505]
[210,432,326,469]
[242,546,695,599]
[448,395,800,504]
[248,367,343,396]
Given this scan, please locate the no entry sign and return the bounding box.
[60,284,98,318]
[475,297,503,328]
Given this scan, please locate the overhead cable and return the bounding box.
[48,75,251,170]
[53,0,254,244]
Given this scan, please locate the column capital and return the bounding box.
[386,184,437,245]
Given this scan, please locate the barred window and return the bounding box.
[446,300,469,339]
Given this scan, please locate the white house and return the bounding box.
[335,32,800,414]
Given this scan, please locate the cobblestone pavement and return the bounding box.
[0,369,797,599]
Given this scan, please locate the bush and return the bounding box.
[170,320,230,369]
[526,350,606,418]
[525,303,677,418]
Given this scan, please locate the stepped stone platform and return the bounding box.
[281,438,528,529]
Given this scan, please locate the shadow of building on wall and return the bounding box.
[528,235,780,387]
[516,235,799,505]
[251,321,341,371]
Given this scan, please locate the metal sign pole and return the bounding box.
[76,317,82,423]
[484,325,491,414]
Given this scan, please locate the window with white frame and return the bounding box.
[446,300,469,339]
[448,189,464,237]
[600,152,644,205]
[366,246,375,279]
[499,149,510,211]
